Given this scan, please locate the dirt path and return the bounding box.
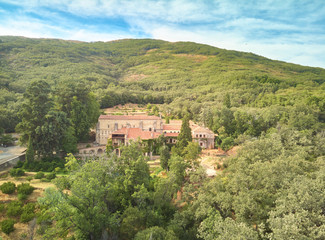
[199,147,239,177]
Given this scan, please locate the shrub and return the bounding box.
[46,172,56,180]
[1,219,15,235]
[34,172,45,179]
[18,193,27,201]
[0,203,5,212]
[20,203,35,223]
[26,176,33,182]
[9,168,25,177]
[6,201,23,217]
[14,160,24,169]
[0,182,16,194]
[17,183,34,195]
[20,211,35,223]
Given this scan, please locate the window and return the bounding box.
[149,128,152,131]
[107,124,110,128]
[200,134,202,138]
[203,134,205,138]
[196,134,198,137]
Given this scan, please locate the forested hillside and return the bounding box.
[1,36,324,133]
[0,36,324,239]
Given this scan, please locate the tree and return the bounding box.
[55,82,100,141]
[183,141,201,167]
[198,211,259,240]
[175,115,192,155]
[38,143,153,239]
[33,111,71,157]
[25,136,34,163]
[220,136,234,151]
[61,126,78,154]
[160,145,170,170]
[0,134,14,146]
[134,226,178,240]
[38,159,120,239]
[268,167,325,239]
[16,80,52,145]
[106,138,114,154]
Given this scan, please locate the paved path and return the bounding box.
[0,145,26,164]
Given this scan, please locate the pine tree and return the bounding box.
[175,115,192,155]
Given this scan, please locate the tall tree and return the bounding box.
[175,115,192,155]
[16,80,52,144]
[33,111,71,157]
[55,82,100,141]
[160,145,170,170]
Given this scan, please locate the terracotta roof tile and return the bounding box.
[191,126,214,134]
[111,128,161,140]
[163,125,182,130]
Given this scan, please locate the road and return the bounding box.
[0,145,26,165]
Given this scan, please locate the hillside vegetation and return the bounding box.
[1,36,324,133]
[0,37,325,239]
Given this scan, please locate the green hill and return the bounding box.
[0,36,324,133]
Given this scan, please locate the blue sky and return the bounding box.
[0,0,324,68]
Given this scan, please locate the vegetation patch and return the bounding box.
[1,219,15,235]
[0,182,16,194]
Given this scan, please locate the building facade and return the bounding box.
[96,115,215,149]
[96,115,163,145]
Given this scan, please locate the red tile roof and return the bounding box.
[111,128,161,140]
[191,125,214,134]
[99,115,161,120]
[163,125,182,130]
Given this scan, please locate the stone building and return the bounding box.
[96,115,163,145]
[96,115,215,149]
[163,120,215,149]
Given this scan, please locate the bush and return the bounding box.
[0,203,5,212]
[17,183,34,195]
[23,157,65,172]
[34,172,45,179]
[9,168,24,177]
[0,182,16,194]
[18,193,27,201]
[6,201,23,217]
[46,172,56,180]
[220,137,234,151]
[20,211,35,223]
[1,219,15,235]
[26,176,33,182]
[14,160,24,169]
[20,203,35,223]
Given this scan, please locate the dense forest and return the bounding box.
[0,36,324,239]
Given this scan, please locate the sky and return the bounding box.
[0,0,324,68]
